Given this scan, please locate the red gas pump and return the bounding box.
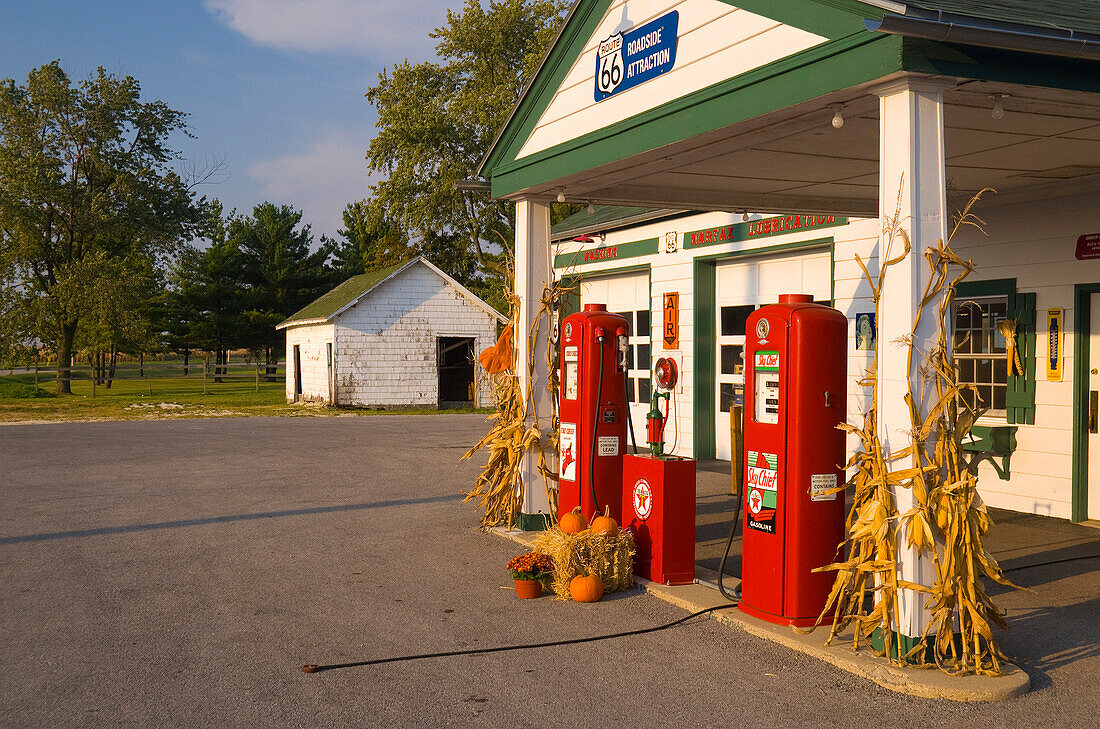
[738,294,847,627]
[621,355,696,586]
[558,304,629,523]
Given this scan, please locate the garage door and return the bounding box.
[579,271,651,450]
[714,249,831,460]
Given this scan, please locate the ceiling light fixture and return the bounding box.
[829,103,845,129]
[555,188,566,203]
[586,201,595,214]
[991,93,1006,120]
[741,210,750,222]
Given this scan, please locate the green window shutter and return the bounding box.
[1006,292,1037,425]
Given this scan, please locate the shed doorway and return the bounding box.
[438,337,475,409]
[293,345,302,401]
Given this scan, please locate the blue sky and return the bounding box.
[2,0,458,242]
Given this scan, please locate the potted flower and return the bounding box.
[506,552,554,599]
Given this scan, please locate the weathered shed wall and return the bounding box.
[333,264,498,408]
[284,323,334,403]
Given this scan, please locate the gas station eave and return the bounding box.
[478,0,886,181]
[486,33,905,202]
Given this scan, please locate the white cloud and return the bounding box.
[247,129,378,239]
[205,0,452,60]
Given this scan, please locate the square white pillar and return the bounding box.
[514,198,554,520]
[874,77,952,639]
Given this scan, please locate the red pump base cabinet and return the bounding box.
[622,454,696,585]
[738,295,847,627]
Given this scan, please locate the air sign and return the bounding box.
[594,11,678,101]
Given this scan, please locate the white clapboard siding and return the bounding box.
[285,324,335,403]
[332,263,498,408]
[519,0,826,159]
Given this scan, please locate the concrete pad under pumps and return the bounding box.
[491,527,1030,702]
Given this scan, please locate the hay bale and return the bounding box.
[532,527,635,599]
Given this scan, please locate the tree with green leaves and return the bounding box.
[231,202,332,378]
[365,0,569,310]
[76,251,163,387]
[167,240,246,381]
[328,198,411,282]
[0,62,201,392]
[159,199,233,375]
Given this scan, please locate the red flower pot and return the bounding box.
[513,578,542,599]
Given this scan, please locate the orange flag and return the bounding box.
[478,324,513,374]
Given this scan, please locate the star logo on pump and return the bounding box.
[748,488,763,515]
[633,478,653,520]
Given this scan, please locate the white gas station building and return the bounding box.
[476,0,1100,645]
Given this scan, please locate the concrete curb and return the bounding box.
[491,527,1030,702]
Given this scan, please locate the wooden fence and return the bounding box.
[2,359,285,396]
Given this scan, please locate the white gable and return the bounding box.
[518,0,827,159]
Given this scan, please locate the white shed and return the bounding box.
[276,257,505,408]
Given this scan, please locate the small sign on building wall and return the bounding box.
[1046,307,1063,382]
[663,292,679,349]
[1076,232,1100,260]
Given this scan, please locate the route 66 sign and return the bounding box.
[596,34,624,96]
[594,11,678,102]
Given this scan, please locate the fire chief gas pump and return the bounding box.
[738,294,847,627]
[559,304,629,522]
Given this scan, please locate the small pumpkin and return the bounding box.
[591,506,619,536]
[559,506,588,535]
[570,573,604,603]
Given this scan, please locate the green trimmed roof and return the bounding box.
[278,260,409,328]
[551,206,690,241]
[905,1,1100,36]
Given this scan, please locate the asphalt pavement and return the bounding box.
[1,415,1098,727]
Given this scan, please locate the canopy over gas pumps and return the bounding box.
[482,0,1100,644]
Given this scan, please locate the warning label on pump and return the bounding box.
[810,473,837,501]
[746,450,778,533]
[598,436,619,457]
[559,423,577,481]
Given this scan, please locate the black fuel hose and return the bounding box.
[717,484,743,604]
[302,604,740,673]
[588,338,605,518]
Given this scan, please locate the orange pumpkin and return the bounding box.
[591,506,619,536]
[559,506,588,535]
[570,573,604,603]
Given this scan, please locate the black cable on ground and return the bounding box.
[301,604,740,674]
[300,550,1099,675]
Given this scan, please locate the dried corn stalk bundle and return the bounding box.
[816,187,1021,675]
[461,278,575,529]
[997,318,1022,376]
[531,527,635,599]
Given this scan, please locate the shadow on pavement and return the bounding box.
[0,492,466,545]
[691,458,1100,690]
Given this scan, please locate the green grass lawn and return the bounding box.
[0,371,493,423]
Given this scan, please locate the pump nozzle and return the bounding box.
[616,327,628,372]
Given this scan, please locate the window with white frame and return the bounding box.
[613,309,652,405]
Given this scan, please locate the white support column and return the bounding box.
[514,198,553,520]
[874,77,952,640]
